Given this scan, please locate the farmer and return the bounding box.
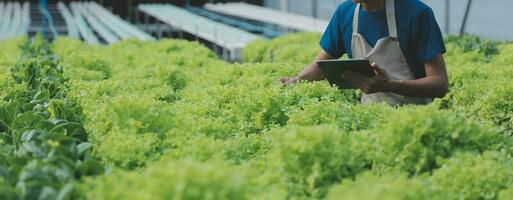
[280,0,448,105]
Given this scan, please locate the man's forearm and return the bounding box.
[297,62,325,82]
[388,77,448,98]
[296,50,335,82]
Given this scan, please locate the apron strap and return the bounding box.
[352,3,360,36]
[386,0,398,38]
[352,0,398,38]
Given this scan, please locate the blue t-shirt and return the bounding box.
[320,0,446,79]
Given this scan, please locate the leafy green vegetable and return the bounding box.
[327,172,431,200]
[0,34,103,199]
[428,151,513,200]
[0,33,511,200]
[370,106,505,174]
[268,125,369,198]
[84,159,256,200]
[243,32,322,64]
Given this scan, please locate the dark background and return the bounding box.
[5,0,264,19]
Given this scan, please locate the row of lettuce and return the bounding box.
[244,33,513,137]
[0,35,104,199]
[0,33,512,199]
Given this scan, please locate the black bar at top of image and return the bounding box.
[19,0,263,19]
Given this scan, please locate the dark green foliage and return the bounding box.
[445,34,499,60]
[0,34,103,199]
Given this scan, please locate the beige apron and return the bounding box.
[351,0,431,105]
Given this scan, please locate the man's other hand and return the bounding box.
[280,76,300,86]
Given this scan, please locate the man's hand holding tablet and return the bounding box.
[317,59,376,89]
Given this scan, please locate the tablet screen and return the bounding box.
[317,59,374,89]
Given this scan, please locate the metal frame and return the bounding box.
[204,2,329,33]
[88,2,154,41]
[138,4,262,61]
[78,2,119,44]
[186,6,283,38]
[39,0,59,38]
[460,0,473,35]
[19,2,30,36]
[89,3,133,40]
[0,2,13,39]
[60,1,153,44]
[58,2,80,38]
[0,2,30,40]
[70,2,100,44]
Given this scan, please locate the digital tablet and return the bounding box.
[317,59,375,89]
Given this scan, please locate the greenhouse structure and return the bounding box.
[0,0,512,199]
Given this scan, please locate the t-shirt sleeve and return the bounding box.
[320,7,346,58]
[414,8,446,64]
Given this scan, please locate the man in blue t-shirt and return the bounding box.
[280,0,448,105]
